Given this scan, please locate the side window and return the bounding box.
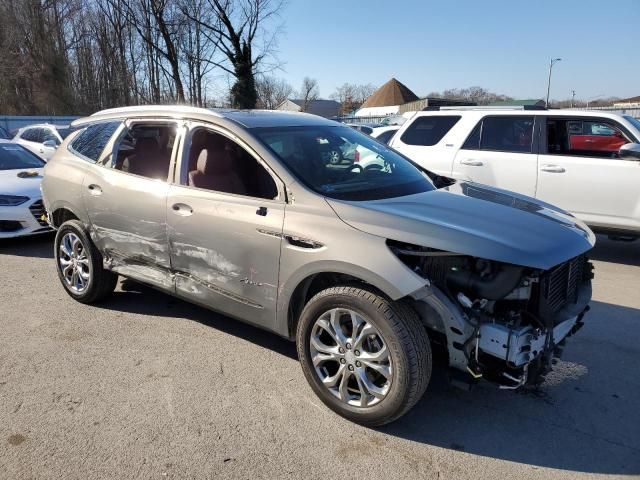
[70,122,121,162]
[184,128,278,200]
[22,128,42,142]
[400,116,461,146]
[547,118,631,158]
[479,116,534,153]
[111,123,177,181]
[462,122,481,150]
[42,128,59,145]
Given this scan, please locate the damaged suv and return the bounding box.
[41,106,595,426]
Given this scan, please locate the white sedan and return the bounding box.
[0,140,51,238]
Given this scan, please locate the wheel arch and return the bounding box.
[280,261,420,340]
[50,206,81,229]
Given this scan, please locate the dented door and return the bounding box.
[166,186,285,330]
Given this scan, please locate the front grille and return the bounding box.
[540,255,585,314]
[29,200,48,227]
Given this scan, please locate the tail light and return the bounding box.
[354,150,360,163]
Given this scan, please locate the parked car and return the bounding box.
[13,124,72,161]
[42,106,594,426]
[345,123,382,135]
[349,126,402,172]
[370,125,399,144]
[390,107,640,239]
[0,140,51,238]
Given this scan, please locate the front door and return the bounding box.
[536,116,640,231]
[82,120,181,290]
[453,115,539,196]
[167,123,285,330]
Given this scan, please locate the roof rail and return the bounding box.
[423,105,547,111]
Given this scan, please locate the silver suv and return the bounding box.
[42,106,595,426]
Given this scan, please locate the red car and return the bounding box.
[569,120,627,153]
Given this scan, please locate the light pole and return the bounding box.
[545,57,562,108]
[586,94,604,109]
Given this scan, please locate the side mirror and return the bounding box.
[42,139,57,149]
[619,143,640,160]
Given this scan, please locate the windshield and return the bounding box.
[255,125,435,200]
[623,116,640,136]
[0,126,9,140]
[0,143,45,170]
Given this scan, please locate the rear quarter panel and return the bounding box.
[41,138,92,226]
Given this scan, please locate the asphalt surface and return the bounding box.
[0,233,639,479]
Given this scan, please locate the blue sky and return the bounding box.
[274,0,639,101]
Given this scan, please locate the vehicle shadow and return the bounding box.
[381,299,640,475]
[590,234,640,267]
[95,280,640,475]
[0,232,54,258]
[97,278,298,360]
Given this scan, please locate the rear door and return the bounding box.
[536,115,640,231]
[81,119,182,290]
[166,122,285,330]
[16,128,44,157]
[390,114,462,175]
[453,115,539,196]
[39,127,59,160]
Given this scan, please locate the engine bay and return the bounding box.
[388,239,594,388]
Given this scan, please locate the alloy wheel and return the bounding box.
[309,308,392,407]
[58,232,91,293]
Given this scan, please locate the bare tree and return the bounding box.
[182,0,285,108]
[330,82,376,114]
[255,75,292,109]
[0,0,288,114]
[298,77,319,112]
[123,0,186,102]
[427,86,513,105]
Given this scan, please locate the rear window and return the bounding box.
[400,116,460,146]
[21,128,43,143]
[0,144,45,170]
[70,122,121,162]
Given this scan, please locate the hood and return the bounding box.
[327,182,595,270]
[0,168,44,199]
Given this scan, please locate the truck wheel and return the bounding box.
[54,220,118,304]
[296,286,431,426]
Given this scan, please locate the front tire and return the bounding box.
[296,286,431,426]
[54,220,118,303]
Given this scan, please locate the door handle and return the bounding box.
[87,184,103,196]
[256,206,268,216]
[540,165,566,173]
[171,203,193,216]
[460,159,483,166]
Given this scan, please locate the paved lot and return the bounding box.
[0,233,639,479]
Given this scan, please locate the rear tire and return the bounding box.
[296,286,431,426]
[54,220,118,303]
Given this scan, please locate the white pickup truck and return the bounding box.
[390,107,640,239]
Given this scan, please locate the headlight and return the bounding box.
[0,195,30,206]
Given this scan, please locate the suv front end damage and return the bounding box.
[390,241,594,388]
